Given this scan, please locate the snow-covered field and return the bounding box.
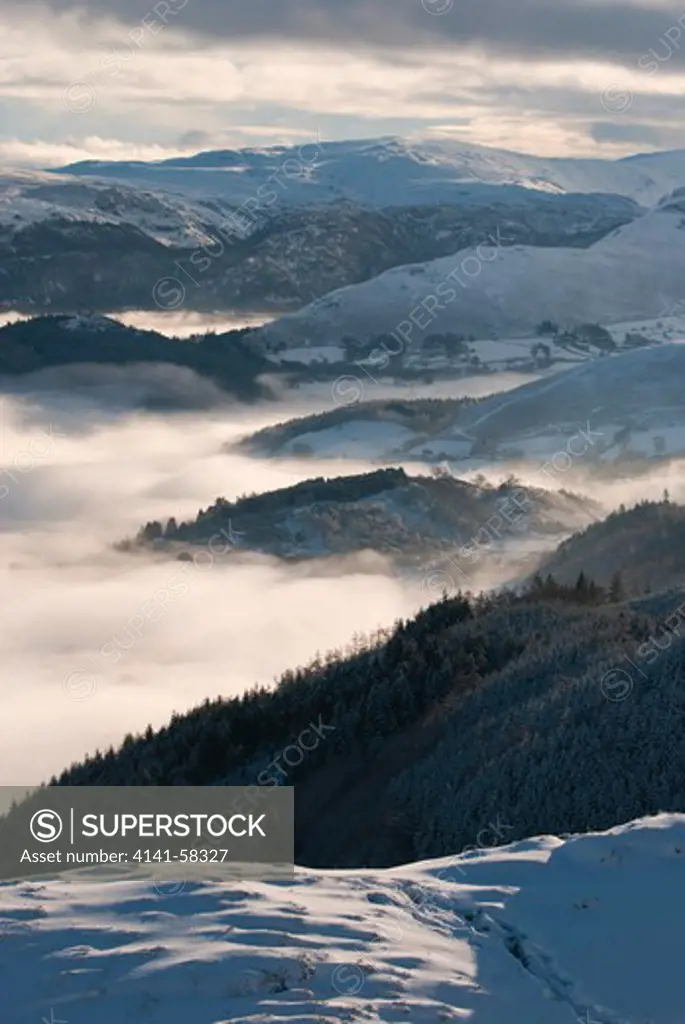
[285,371,545,418]
[282,420,417,458]
[243,342,685,474]
[3,814,681,1023]
[607,315,685,347]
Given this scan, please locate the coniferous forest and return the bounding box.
[54,572,685,868]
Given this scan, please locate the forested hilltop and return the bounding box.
[54,580,685,868]
[0,315,270,403]
[538,498,685,594]
[129,467,598,569]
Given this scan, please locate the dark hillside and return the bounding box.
[54,581,685,867]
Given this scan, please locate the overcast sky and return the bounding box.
[2,0,685,166]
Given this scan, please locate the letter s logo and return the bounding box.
[30,809,63,843]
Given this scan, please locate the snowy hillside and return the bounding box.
[446,339,685,467]
[2,813,681,1022]
[133,467,598,574]
[58,135,685,207]
[0,170,224,248]
[0,169,634,315]
[242,342,685,469]
[257,190,685,348]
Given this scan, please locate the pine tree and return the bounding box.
[609,570,625,603]
[574,571,589,602]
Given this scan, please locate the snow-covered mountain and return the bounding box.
[3,813,682,1022]
[256,189,685,348]
[6,135,685,318]
[0,169,635,314]
[0,169,224,248]
[0,170,235,312]
[58,135,685,207]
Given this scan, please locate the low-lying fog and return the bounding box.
[0,382,433,787]
[4,367,684,787]
[113,310,275,337]
[291,370,544,406]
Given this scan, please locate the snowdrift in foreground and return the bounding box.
[2,814,681,1022]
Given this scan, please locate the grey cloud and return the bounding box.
[590,121,666,144]
[177,129,217,149]
[10,0,685,68]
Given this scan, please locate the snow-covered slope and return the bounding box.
[0,170,226,248]
[3,813,682,1022]
[58,135,685,207]
[0,170,244,312]
[455,339,685,444]
[257,190,685,347]
[436,338,685,468]
[243,342,685,469]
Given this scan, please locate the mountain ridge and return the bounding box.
[54,134,685,206]
[0,168,636,313]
